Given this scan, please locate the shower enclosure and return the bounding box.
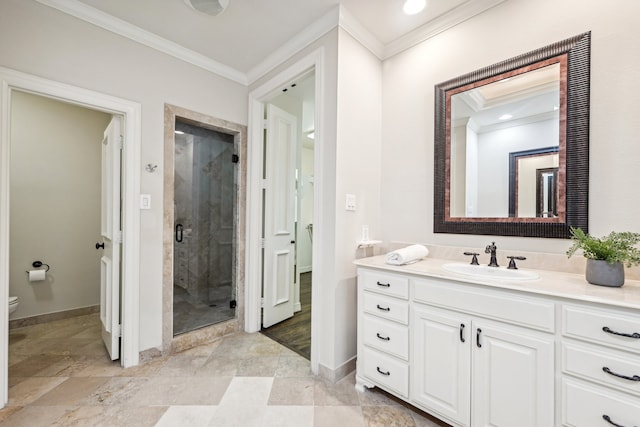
[173,120,236,335]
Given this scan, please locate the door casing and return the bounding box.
[0,66,141,407]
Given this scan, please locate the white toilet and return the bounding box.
[9,296,18,315]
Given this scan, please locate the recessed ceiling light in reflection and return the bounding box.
[499,114,513,120]
[403,0,427,15]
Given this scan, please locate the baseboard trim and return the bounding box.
[9,305,100,329]
[318,356,356,383]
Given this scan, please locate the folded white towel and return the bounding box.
[385,244,429,265]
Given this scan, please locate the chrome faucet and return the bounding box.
[485,242,499,267]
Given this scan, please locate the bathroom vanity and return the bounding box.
[354,256,640,427]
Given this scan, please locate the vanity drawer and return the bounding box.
[362,314,409,360]
[562,341,640,396]
[562,305,640,353]
[359,269,409,299]
[413,278,555,332]
[362,347,409,398]
[363,291,409,325]
[562,378,640,427]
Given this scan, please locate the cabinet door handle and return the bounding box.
[376,367,391,376]
[602,326,640,339]
[476,328,482,348]
[376,333,390,341]
[460,323,466,343]
[603,414,637,427]
[376,281,391,288]
[376,304,391,312]
[602,366,640,382]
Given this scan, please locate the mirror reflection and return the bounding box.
[448,62,563,220]
[433,32,590,238]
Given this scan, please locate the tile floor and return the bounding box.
[1,313,450,426]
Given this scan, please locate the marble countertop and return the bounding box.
[354,255,640,311]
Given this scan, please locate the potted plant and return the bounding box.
[567,227,640,287]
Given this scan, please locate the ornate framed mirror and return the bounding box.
[434,32,590,238]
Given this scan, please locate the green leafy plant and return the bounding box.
[567,227,640,267]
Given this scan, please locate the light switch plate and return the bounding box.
[346,194,356,211]
[140,194,151,210]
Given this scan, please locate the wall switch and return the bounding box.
[140,194,151,210]
[346,194,356,211]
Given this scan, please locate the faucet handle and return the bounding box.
[507,256,526,270]
[464,252,480,265]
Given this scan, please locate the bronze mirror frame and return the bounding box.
[434,32,590,238]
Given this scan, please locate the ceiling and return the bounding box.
[36,0,507,84]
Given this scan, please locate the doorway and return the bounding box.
[162,104,247,352]
[260,72,315,359]
[0,67,142,407]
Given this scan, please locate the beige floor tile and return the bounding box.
[219,377,274,406]
[268,377,314,406]
[314,405,365,427]
[155,405,218,427]
[30,377,110,406]
[314,376,360,406]
[0,405,73,427]
[207,403,266,427]
[50,405,168,427]
[8,354,67,377]
[262,405,314,427]
[275,355,313,378]
[6,376,68,406]
[79,377,150,405]
[362,405,418,426]
[154,355,208,377]
[195,355,239,377]
[236,356,279,377]
[128,376,232,406]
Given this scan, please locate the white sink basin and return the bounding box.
[442,263,540,281]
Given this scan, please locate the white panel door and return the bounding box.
[472,320,554,427]
[262,104,297,328]
[99,115,122,360]
[412,305,471,427]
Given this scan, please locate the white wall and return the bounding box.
[0,0,247,351]
[333,28,382,370]
[9,91,110,319]
[381,0,640,255]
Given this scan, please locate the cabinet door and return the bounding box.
[412,305,471,427]
[472,320,554,427]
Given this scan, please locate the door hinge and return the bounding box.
[114,324,122,338]
[263,119,268,130]
[232,154,239,163]
[260,238,265,248]
[119,135,124,149]
[116,231,123,244]
[260,298,264,308]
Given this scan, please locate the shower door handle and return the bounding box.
[175,224,183,243]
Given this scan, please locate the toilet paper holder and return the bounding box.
[25,260,50,274]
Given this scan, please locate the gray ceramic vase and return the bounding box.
[585,259,625,287]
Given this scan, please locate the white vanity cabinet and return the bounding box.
[356,266,555,427]
[410,277,555,427]
[561,304,640,426]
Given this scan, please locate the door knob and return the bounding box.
[95,242,105,250]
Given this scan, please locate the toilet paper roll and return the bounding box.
[28,269,46,282]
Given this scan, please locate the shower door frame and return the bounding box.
[162,104,247,352]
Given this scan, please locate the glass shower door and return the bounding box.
[173,120,236,335]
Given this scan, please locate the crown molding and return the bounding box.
[337,5,385,60]
[383,0,508,59]
[34,0,248,85]
[245,6,339,85]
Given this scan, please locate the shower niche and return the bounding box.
[172,119,238,335]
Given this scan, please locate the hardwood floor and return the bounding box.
[261,272,311,359]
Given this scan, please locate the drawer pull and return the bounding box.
[602,326,640,339]
[460,323,465,343]
[476,328,482,348]
[602,414,637,427]
[376,304,391,312]
[602,366,640,382]
[376,366,391,376]
[376,281,391,288]
[376,333,390,341]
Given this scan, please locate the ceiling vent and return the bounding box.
[184,0,229,16]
